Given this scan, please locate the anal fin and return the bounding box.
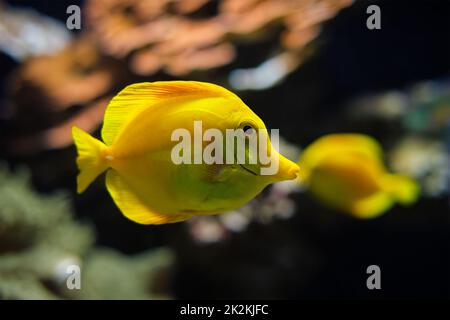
[106,170,191,225]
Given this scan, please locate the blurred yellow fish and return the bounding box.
[72,81,299,225]
[297,134,419,218]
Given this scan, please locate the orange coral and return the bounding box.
[8,97,110,155]
[9,37,117,113]
[85,0,354,76]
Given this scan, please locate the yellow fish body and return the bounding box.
[297,134,419,218]
[72,81,299,224]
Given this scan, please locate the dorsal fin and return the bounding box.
[101,81,240,146]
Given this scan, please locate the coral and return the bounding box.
[2,34,128,155]
[85,0,353,77]
[1,0,352,157]
[389,137,449,197]
[7,96,112,155]
[187,181,299,243]
[347,79,450,197]
[187,137,301,243]
[0,164,174,300]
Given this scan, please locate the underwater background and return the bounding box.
[0,0,449,299]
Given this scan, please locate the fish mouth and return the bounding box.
[239,164,258,176]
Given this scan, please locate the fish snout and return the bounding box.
[286,164,300,180]
[272,154,300,181]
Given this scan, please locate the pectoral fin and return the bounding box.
[106,170,191,224]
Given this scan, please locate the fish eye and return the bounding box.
[242,125,255,136]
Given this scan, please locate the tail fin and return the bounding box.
[381,173,420,206]
[295,159,310,186]
[72,126,109,194]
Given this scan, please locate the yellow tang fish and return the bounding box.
[72,81,299,224]
[297,134,419,218]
